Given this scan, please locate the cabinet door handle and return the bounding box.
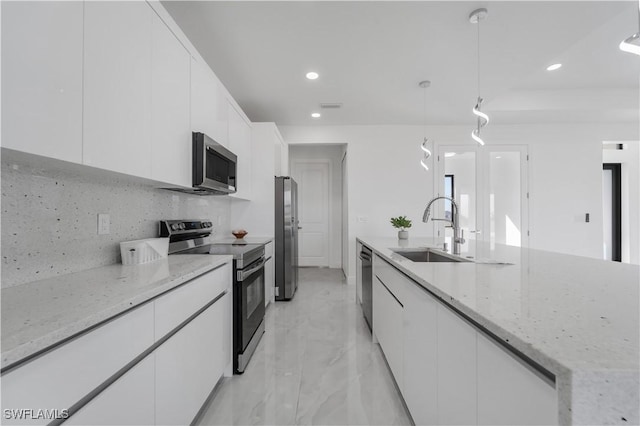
[378,278,403,308]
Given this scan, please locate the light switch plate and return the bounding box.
[98,214,110,235]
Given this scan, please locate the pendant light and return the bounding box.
[470,8,489,145]
[620,0,640,55]
[419,80,432,171]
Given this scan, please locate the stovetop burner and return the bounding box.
[159,220,265,268]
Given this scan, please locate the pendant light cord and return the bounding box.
[423,83,427,137]
[477,18,481,98]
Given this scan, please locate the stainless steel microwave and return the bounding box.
[192,132,237,195]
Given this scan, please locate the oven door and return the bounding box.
[236,257,266,353]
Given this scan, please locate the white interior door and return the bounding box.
[437,145,529,248]
[292,160,330,266]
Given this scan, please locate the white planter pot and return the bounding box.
[398,230,409,240]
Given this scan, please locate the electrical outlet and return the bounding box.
[98,214,110,235]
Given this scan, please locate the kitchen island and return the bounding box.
[357,236,639,426]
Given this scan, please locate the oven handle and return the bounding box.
[237,257,267,281]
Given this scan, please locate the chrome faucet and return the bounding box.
[423,196,465,255]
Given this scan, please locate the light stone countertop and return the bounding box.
[211,236,273,245]
[357,236,640,426]
[1,254,232,370]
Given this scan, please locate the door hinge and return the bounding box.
[527,230,530,236]
[526,192,529,199]
[438,155,440,161]
[437,230,440,237]
[526,154,529,161]
[275,287,279,297]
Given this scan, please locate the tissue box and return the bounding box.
[120,238,169,265]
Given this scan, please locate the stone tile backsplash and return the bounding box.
[1,155,231,288]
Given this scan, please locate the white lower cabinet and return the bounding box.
[155,292,229,425]
[154,264,230,339]
[436,303,478,425]
[265,241,274,306]
[402,277,438,426]
[1,266,232,426]
[373,275,404,392]
[65,356,155,426]
[477,332,557,425]
[371,255,558,426]
[1,303,154,426]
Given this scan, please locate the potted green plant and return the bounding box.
[390,216,412,240]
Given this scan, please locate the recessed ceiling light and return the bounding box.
[306,72,319,80]
[546,63,562,71]
[495,155,502,159]
[444,152,456,158]
[311,112,321,118]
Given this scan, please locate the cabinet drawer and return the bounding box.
[65,356,155,426]
[154,263,231,339]
[373,254,407,303]
[373,276,404,391]
[155,293,230,425]
[1,303,154,425]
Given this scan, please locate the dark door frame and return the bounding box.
[603,163,622,262]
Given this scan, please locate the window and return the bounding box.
[444,174,454,222]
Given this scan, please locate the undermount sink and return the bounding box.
[391,248,471,263]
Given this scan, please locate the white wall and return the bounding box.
[280,123,639,281]
[289,144,345,269]
[603,142,640,264]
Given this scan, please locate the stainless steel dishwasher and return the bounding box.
[359,246,373,332]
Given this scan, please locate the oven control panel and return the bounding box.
[159,220,214,237]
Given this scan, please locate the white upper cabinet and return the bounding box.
[1,1,83,163]
[273,128,289,177]
[190,58,229,147]
[227,102,253,200]
[83,1,153,178]
[150,13,191,187]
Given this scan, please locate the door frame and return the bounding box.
[291,158,333,267]
[341,150,349,278]
[603,163,622,262]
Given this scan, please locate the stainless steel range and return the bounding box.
[159,220,266,374]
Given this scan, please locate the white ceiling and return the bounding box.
[162,1,640,126]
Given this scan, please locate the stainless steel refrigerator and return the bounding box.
[275,176,299,300]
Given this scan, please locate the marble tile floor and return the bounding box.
[196,267,413,426]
